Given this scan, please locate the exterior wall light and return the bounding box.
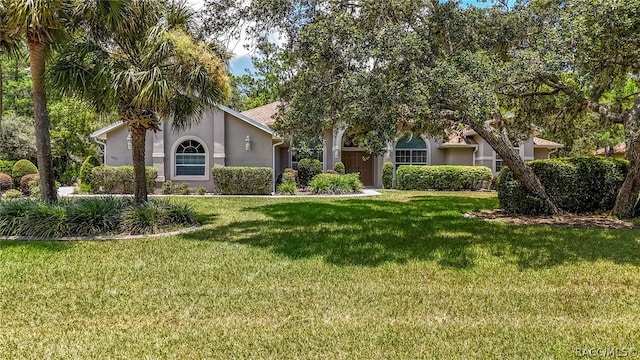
[127,134,132,150]
[245,135,251,151]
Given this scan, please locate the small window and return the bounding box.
[495,146,520,173]
[176,140,206,176]
[395,136,428,168]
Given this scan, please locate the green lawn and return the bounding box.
[1,191,639,359]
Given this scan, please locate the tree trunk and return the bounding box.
[0,54,3,137]
[130,125,148,205]
[612,96,640,218]
[28,35,57,203]
[470,120,560,214]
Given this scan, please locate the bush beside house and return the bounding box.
[79,155,101,191]
[308,173,363,194]
[91,166,158,194]
[496,156,629,215]
[297,159,323,187]
[212,167,272,195]
[396,165,492,191]
[382,162,394,189]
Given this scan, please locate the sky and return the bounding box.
[187,0,493,76]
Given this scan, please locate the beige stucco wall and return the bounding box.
[445,148,474,166]
[105,125,153,166]
[534,148,550,160]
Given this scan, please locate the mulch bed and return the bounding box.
[465,210,637,229]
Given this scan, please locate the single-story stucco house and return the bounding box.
[595,142,626,158]
[90,104,290,193]
[91,101,563,190]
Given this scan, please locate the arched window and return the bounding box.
[175,139,206,176]
[395,136,427,166]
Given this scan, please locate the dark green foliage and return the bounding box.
[79,155,100,189]
[11,159,38,185]
[20,174,38,195]
[0,173,11,192]
[0,199,35,236]
[66,197,131,236]
[396,166,493,191]
[382,162,394,189]
[0,197,196,237]
[120,199,197,235]
[334,162,345,175]
[497,157,630,215]
[212,167,272,195]
[297,159,322,187]
[308,173,363,194]
[0,160,17,174]
[91,166,158,194]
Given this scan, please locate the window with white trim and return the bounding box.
[395,136,427,168]
[175,140,206,176]
[495,146,520,173]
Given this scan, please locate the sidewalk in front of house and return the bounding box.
[57,186,382,198]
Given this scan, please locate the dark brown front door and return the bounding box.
[342,151,374,186]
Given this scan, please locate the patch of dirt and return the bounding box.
[465,210,637,229]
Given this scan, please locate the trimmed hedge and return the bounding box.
[382,162,394,189]
[212,167,272,195]
[79,155,101,188]
[297,159,323,187]
[396,165,493,191]
[308,173,363,194]
[0,160,16,174]
[496,156,629,215]
[12,159,38,185]
[91,166,158,194]
[0,173,11,192]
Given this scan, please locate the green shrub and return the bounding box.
[297,159,323,187]
[23,202,69,238]
[382,162,394,189]
[12,159,38,186]
[0,160,16,174]
[396,165,492,191]
[197,187,207,195]
[120,199,196,235]
[162,181,190,195]
[277,182,297,195]
[309,173,363,194]
[0,199,36,235]
[66,197,130,236]
[91,166,157,194]
[79,155,100,189]
[0,173,11,192]
[3,189,23,200]
[212,167,272,195]
[20,174,39,195]
[334,161,345,175]
[496,156,629,215]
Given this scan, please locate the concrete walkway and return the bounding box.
[58,186,75,197]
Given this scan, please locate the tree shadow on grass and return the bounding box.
[0,240,72,253]
[183,195,640,269]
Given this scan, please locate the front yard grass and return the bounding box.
[1,191,639,358]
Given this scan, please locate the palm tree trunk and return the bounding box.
[130,125,148,204]
[471,120,560,215]
[28,35,57,203]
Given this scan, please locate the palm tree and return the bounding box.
[50,0,230,204]
[3,0,75,202]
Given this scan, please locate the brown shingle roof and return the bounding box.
[240,101,283,128]
[533,137,563,148]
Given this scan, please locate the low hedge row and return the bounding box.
[396,165,493,191]
[496,156,629,215]
[212,167,272,195]
[91,166,158,194]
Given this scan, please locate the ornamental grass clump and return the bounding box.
[309,173,363,194]
[0,197,197,238]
